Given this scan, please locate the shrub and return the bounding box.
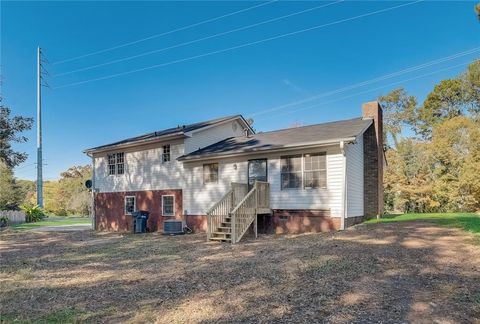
[20,204,45,223]
[0,216,8,227]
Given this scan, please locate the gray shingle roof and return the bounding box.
[178,117,372,161]
[85,115,248,153]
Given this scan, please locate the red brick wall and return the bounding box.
[270,210,340,234]
[186,210,341,234]
[185,215,207,232]
[94,189,182,232]
[362,101,384,217]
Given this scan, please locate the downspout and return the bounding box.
[90,154,96,231]
[340,141,347,230]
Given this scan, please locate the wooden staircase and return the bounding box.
[209,215,232,242]
[207,181,270,244]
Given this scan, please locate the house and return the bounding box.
[84,102,383,243]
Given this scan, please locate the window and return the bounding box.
[125,196,135,215]
[162,195,175,216]
[162,145,170,163]
[108,154,116,175]
[281,155,302,189]
[303,153,326,189]
[116,153,125,175]
[203,163,218,184]
[280,153,327,190]
[107,152,124,175]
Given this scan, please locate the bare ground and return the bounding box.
[1,221,479,323]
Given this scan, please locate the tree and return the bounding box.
[429,116,480,211]
[463,60,480,113]
[384,139,437,213]
[58,165,92,216]
[0,159,22,209]
[0,99,33,168]
[378,88,417,149]
[475,2,480,21]
[415,78,467,138]
[382,60,480,213]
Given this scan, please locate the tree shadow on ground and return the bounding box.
[1,221,479,323]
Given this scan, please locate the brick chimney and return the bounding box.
[362,101,384,217]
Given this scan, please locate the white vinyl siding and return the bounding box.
[345,136,364,217]
[182,145,344,217]
[184,120,246,154]
[93,139,186,193]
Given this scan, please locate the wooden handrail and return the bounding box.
[206,189,233,215]
[230,181,270,243]
[207,181,269,243]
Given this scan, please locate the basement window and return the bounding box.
[124,196,136,215]
[162,195,175,216]
[162,145,170,163]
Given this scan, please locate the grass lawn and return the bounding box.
[1,219,479,323]
[10,216,91,230]
[366,212,480,239]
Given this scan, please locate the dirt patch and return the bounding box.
[1,221,479,323]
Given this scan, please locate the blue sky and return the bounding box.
[1,1,479,180]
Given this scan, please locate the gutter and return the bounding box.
[178,137,357,162]
[83,132,186,155]
[91,155,96,230]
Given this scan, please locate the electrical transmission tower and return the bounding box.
[37,47,49,208]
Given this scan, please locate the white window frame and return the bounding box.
[116,152,125,175]
[107,152,125,176]
[280,152,327,190]
[107,154,116,176]
[280,155,303,190]
[303,152,327,190]
[124,196,136,215]
[162,195,175,216]
[203,163,219,184]
[162,145,171,163]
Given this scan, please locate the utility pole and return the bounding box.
[37,46,43,208]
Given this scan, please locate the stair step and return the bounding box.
[209,237,232,242]
[217,226,231,231]
[212,232,231,237]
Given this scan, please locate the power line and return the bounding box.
[248,46,480,117]
[256,60,473,122]
[53,0,423,89]
[53,1,344,77]
[14,163,37,171]
[52,0,279,66]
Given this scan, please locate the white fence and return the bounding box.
[0,210,26,225]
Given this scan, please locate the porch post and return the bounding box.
[207,214,211,241]
[230,212,235,244]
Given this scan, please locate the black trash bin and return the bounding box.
[131,210,149,233]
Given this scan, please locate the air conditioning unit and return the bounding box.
[163,219,184,235]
